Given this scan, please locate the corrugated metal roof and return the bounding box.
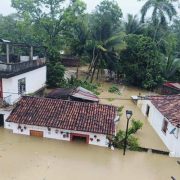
[164,82,180,91]
[71,87,99,102]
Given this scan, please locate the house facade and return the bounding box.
[0,39,47,105]
[5,96,118,147]
[138,95,180,157]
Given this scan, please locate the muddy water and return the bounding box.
[0,129,180,180]
[63,66,168,150]
[98,82,168,151]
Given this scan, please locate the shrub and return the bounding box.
[117,106,124,117]
[112,120,143,151]
[128,119,143,135]
[108,85,121,95]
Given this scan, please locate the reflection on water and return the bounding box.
[0,128,179,180]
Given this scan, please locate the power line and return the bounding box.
[2,92,179,101]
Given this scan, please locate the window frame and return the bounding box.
[173,127,179,139]
[162,119,168,135]
[18,78,26,95]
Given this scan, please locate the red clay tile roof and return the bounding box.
[149,95,180,128]
[7,96,116,135]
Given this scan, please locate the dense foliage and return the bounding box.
[0,0,179,89]
[120,35,165,90]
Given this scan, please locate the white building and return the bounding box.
[138,95,180,157]
[5,96,119,147]
[0,40,46,105]
[0,39,47,127]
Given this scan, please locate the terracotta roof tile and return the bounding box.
[7,96,116,135]
[149,95,180,128]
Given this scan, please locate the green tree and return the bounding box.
[140,0,177,26]
[120,34,164,90]
[124,14,144,35]
[140,0,177,42]
[86,0,125,82]
[11,0,65,49]
[62,0,88,57]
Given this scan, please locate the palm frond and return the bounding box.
[141,0,153,23]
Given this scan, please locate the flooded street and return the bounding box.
[76,66,168,150]
[0,128,180,180]
[0,66,179,180]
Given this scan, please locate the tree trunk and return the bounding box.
[96,65,100,80]
[86,53,98,81]
[90,57,99,83]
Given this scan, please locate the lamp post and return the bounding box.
[123,110,133,155]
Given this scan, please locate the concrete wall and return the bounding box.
[137,100,180,157]
[4,122,109,147]
[2,66,47,104]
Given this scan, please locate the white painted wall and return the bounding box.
[5,122,110,147]
[2,66,47,105]
[137,100,180,157]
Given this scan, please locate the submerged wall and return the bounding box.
[5,122,109,147]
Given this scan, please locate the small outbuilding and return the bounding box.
[160,82,180,95]
[61,56,80,67]
[5,96,118,147]
[46,86,99,103]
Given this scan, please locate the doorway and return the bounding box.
[30,130,43,137]
[70,133,89,144]
[0,114,4,127]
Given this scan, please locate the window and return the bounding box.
[162,119,168,134]
[174,128,179,139]
[18,78,26,95]
[146,105,150,117]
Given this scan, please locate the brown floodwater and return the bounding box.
[1,66,178,180]
[74,66,168,150]
[0,128,180,180]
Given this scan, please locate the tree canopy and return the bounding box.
[0,0,179,88]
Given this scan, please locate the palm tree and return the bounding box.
[124,14,144,34]
[163,56,180,79]
[86,33,126,82]
[141,0,177,26]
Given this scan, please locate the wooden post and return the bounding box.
[6,44,10,64]
[30,46,33,61]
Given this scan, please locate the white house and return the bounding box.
[5,96,119,147]
[137,95,180,157]
[0,40,47,105]
[0,40,47,127]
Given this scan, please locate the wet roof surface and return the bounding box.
[149,95,180,128]
[7,96,116,135]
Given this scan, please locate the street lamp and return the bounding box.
[123,110,133,155]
